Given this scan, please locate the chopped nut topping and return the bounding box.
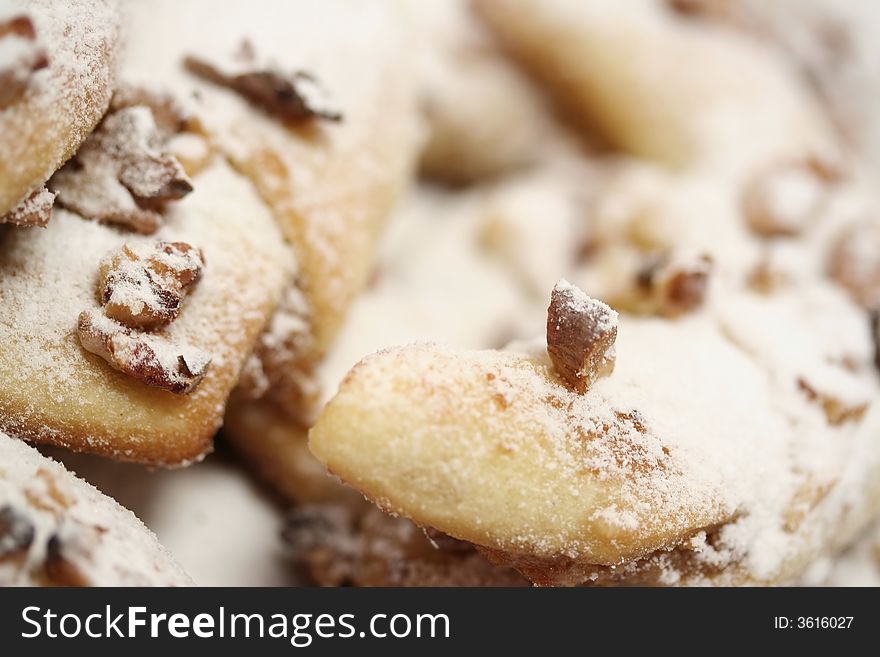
[0,187,56,227]
[546,280,618,394]
[110,84,190,137]
[111,84,214,178]
[50,102,193,234]
[184,54,343,123]
[0,505,34,560]
[0,14,48,109]
[797,378,868,426]
[636,252,713,317]
[98,241,204,330]
[43,533,90,587]
[77,309,210,394]
[742,159,837,237]
[829,221,880,309]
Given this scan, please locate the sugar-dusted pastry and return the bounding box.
[0,0,121,225]
[0,431,191,586]
[0,116,292,463]
[311,275,880,585]
[117,0,423,482]
[124,0,423,369]
[284,504,529,587]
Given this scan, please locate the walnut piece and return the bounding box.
[0,505,35,560]
[43,532,91,587]
[77,309,210,394]
[636,252,713,317]
[184,54,343,123]
[546,279,618,394]
[742,159,838,237]
[110,84,189,137]
[111,84,214,178]
[98,241,204,330]
[0,14,48,109]
[0,187,56,227]
[829,221,880,309]
[50,101,193,234]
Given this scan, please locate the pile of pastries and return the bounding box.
[2,0,879,586]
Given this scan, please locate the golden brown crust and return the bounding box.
[0,0,122,217]
[0,160,292,466]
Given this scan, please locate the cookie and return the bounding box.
[0,152,292,465]
[0,0,121,224]
[311,276,880,585]
[116,0,426,483]
[0,431,191,585]
[123,0,423,367]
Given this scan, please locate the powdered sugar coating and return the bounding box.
[0,431,191,585]
[123,0,423,357]
[0,0,121,215]
[0,158,293,464]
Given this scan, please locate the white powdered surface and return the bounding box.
[320,185,541,397]
[0,0,120,206]
[52,448,299,587]
[0,431,191,586]
[121,0,422,339]
[5,0,873,587]
[0,157,291,456]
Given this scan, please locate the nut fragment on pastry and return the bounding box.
[829,221,880,309]
[98,241,204,330]
[546,280,617,394]
[0,0,121,218]
[78,309,210,395]
[0,431,191,586]
[633,251,713,317]
[0,13,47,110]
[110,84,215,178]
[50,102,193,234]
[183,53,342,123]
[0,186,56,227]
